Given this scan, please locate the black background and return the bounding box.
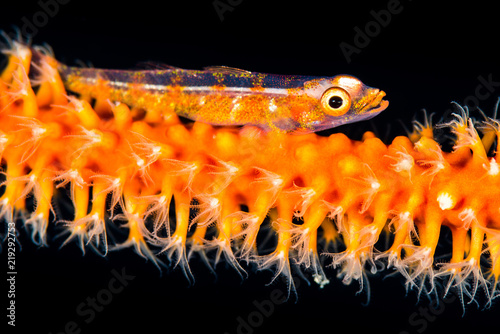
[1,0,500,333]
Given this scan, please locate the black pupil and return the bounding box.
[328,96,343,109]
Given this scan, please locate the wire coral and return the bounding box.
[1,41,500,308]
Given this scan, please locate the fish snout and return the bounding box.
[360,88,389,115]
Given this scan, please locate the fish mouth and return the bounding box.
[360,89,389,115]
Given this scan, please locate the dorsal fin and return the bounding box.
[203,66,253,76]
[135,61,182,71]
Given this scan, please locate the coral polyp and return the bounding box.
[1,41,500,308]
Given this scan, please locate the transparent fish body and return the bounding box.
[59,64,388,133]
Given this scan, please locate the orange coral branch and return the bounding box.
[1,43,500,308]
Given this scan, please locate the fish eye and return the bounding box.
[320,87,351,116]
[328,96,343,109]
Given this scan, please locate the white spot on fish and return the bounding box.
[230,96,242,121]
[268,98,277,113]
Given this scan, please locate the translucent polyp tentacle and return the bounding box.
[415,136,449,186]
[57,96,101,129]
[0,197,14,234]
[24,169,54,246]
[399,204,442,298]
[223,210,260,260]
[409,109,435,142]
[295,227,330,288]
[11,116,62,164]
[0,130,10,161]
[437,258,490,312]
[288,200,329,287]
[443,107,487,162]
[204,157,240,195]
[1,58,38,117]
[187,224,214,273]
[158,191,194,283]
[478,101,500,153]
[365,192,392,253]
[84,190,106,250]
[52,168,87,203]
[139,176,174,237]
[322,199,345,234]
[113,189,163,269]
[0,34,32,83]
[290,201,325,258]
[239,169,283,260]
[255,201,296,299]
[89,182,111,253]
[377,210,417,269]
[385,147,415,182]
[126,131,175,186]
[0,153,28,215]
[324,205,380,298]
[434,207,490,308]
[89,170,126,217]
[345,163,381,214]
[199,191,247,278]
[484,229,500,307]
[190,193,222,229]
[58,183,90,252]
[458,220,489,305]
[162,158,200,194]
[247,194,292,292]
[31,48,68,107]
[0,39,32,113]
[308,235,330,289]
[62,181,109,255]
[398,245,435,300]
[282,184,317,218]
